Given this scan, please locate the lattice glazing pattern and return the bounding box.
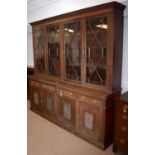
[64,21,81,81]
[47,25,60,76]
[86,16,108,86]
[34,28,45,73]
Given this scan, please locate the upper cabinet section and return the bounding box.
[31,2,125,90]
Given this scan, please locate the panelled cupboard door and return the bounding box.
[33,27,45,75]
[58,90,76,127]
[78,101,100,140]
[42,85,56,119]
[30,85,42,111]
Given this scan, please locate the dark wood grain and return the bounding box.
[28,1,125,150]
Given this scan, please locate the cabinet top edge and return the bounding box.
[30,1,125,26]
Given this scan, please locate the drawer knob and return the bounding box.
[120,139,125,144]
[121,126,127,132]
[123,106,128,113]
[122,115,127,120]
[123,108,127,113]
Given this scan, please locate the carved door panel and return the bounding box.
[78,101,100,139]
[58,90,76,127]
[42,85,56,120]
[30,84,42,111]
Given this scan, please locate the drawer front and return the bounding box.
[115,101,128,125]
[116,101,128,116]
[115,123,128,139]
[30,81,41,87]
[115,136,128,150]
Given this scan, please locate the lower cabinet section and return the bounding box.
[29,80,116,150]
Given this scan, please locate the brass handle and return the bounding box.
[121,126,127,132]
[123,106,128,113]
[120,139,125,144]
[123,107,128,113]
[122,115,127,120]
[123,109,127,113]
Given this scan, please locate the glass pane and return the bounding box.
[34,28,45,73]
[33,92,39,105]
[64,21,81,81]
[63,102,71,120]
[84,112,94,130]
[86,16,108,86]
[46,96,53,113]
[47,25,60,76]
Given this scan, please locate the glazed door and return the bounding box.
[64,20,81,81]
[85,15,109,86]
[33,27,46,76]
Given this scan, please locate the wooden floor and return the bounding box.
[27,100,123,155]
